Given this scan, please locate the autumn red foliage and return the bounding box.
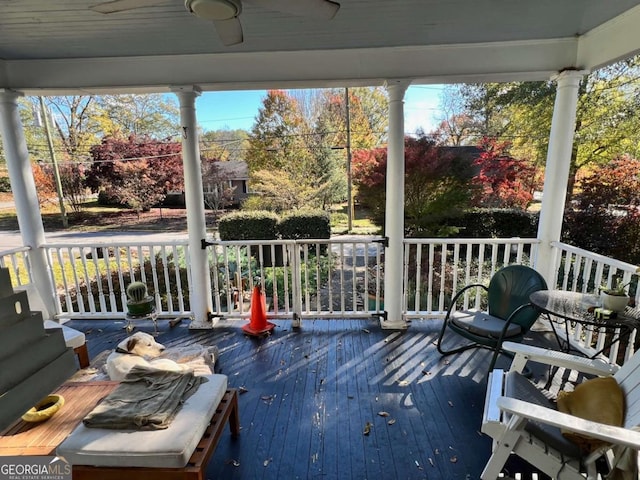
[471,137,539,209]
[86,135,183,210]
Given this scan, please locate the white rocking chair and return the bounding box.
[481,342,640,480]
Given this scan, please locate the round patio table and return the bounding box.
[529,290,640,358]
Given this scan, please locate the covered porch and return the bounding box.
[2,2,640,477]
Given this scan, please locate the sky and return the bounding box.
[194,85,445,135]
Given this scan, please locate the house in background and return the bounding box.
[206,160,249,207]
[164,160,249,208]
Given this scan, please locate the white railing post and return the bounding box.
[290,242,303,327]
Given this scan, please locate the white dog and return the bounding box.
[106,331,191,381]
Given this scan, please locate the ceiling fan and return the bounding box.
[91,0,340,47]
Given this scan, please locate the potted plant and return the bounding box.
[599,278,630,312]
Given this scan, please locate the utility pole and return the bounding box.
[345,87,353,232]
[39,97,68,228]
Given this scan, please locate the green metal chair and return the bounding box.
[436,264,547,371]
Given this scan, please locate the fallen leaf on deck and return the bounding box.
[378,411,390,417]
[363,422,372,435]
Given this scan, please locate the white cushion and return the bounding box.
[57,374,228,468]
[44,320,86,349]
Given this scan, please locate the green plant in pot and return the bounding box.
[599,278,630,312]
[126,281,155,316]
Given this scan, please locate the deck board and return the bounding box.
[61,317,558,480]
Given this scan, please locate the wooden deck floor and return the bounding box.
[65,317,554,480]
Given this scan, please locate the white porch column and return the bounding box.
[0,89,57,317]
[536,70,586,285]
[382,80,410,330]
[173,86,214,328]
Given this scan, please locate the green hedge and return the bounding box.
[432,208,539,239]
[218,210,279,240]
[279,210,331,240]
[219,209,331,240]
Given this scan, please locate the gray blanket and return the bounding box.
[83,366,207,430]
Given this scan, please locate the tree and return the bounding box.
[96,94,180,139]
[247,90,342,211]
[201,158,236,212]
[86,135,183,211]
[109,159,168,216]
[353,135,477,236]
[43,96,103,161]
[563,156,640,264]
[431,85,482,146]
[200,129,249,162]
[471,137,540,209]
[444,55,640,199]
[247,90,310,173]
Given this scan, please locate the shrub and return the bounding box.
[0,177,11,193]
[278,210,331,240]
[218,210,279,240]
[435,208,538,239]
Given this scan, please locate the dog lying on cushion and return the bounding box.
[106,332,192,382]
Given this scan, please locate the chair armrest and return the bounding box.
[497,396,640,450]
[502,342,619,376]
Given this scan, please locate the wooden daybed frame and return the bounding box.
[0,381,239,480]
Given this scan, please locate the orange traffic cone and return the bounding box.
[242,285,275,336]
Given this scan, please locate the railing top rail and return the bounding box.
[405,237,540,246]
[0,246,31,256]
[43,240,189,249]
[205,237,385,247]
[552,241,640,272]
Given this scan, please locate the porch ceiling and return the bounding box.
[1,1,640,94]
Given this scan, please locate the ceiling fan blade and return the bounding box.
[213,17,244,46]
[91,0,164,14]
[252,0,340,19]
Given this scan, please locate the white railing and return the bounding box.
[550,241,640,363]
[403,237,540,318]
[43,241,192,320]
[204,237,385,321]
[6,237,639,366]
[0,246,32,288]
